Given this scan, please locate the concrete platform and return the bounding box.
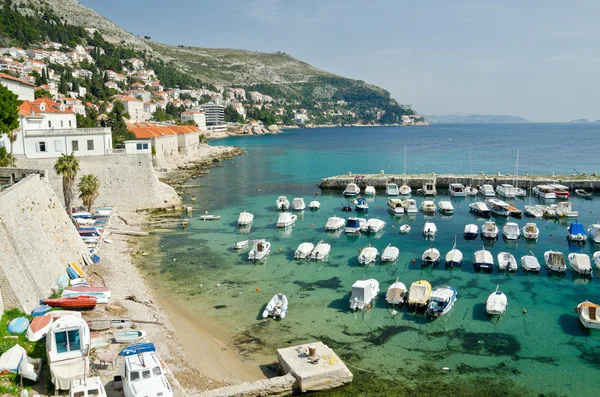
[277,341,353,392]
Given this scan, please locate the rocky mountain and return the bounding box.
[424,113,529,124]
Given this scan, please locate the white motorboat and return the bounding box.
[325,216,345,231]
[385,278,407,305]
[521,253,541,272]
[465,186,478,196]
[502,222,520,240]
[381,244,399,262]
[121,344,173,397]
[463,224,478,240]
[514,187,527,197]
[404,199,419,214]
[349,279,379,310]
[544,250,567,272]
[200,214,220,220]
[521,223,539,240]
[587,223,600,243]
[70,377,107,397]
[276,196,290,210]
[354,197,369,211]
[487,198,511,217]
[345,217,366,234]
[497,252,517,271]
[364,186,376,196]
[449,183,466,197]
[262,293,288,319]
[479,184,495,197]
[407,280,432,309]
[593,251,600,270]
[358,245,378,265]
[237,211,254,226]
[575,189,593,199]
[496,184,516,198]
[387,198,405,215]
[532,185,556,199]
[309,201,321,210]
[276,212,297,228]
[469,202,491,217]
[423,222,437,238]
[343,183,361,197]
[543,205,557,219]
[568,253,593,276]
[422,179,437,196]
[291,198,306,211]
[47,315,91,390]
[524,205,543,218]
[361,218,386,234]
[437,200,454,215]
[421,247,440,266]
[486,286,507,316]
[248,240,271,261]
[550,184,570,199]
[481,221,498,239]
[399,224,411,234]
[567,222,587,243]
[576,301,600,329]
[386,183,400,196]
[555,202,578,218]
[445,238,463,267]
[427,286,457,318]
[311,240,331,260]
[474,248,494,271]
[294,242,314,259]
[420,200,436,214]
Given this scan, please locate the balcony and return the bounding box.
[24,127,111,136]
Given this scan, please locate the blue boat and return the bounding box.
[119,342,156,357]
[66,266,79,279]
[567,222,587,243]
[31,304,52,317]
[354,197,369,212]
[8,317,29,334]
[427,286,457,318]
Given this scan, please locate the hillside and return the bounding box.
[4,0,423,125]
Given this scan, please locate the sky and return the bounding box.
[79,0,600,122]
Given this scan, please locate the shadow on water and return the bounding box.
[471,303,489,321]
[558,313,589,337]
[327,292,351,312]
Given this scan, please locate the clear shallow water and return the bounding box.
[151,125,600,396]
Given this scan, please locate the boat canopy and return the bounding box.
[408,282,431,303]
[388,199,404,208]
[346,218,361,228]
[475,250,493,263]
[350,280,375,303]
[356,197,367,205]
[569,222,585,235]
[548,252,564,266]
[430,287,454,302]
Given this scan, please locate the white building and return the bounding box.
[124,139,151,154]
[121,97,148,122]
[198,102,224,126]
[0,73,35,101]
[180,111,207,129]
[0,98,113,159]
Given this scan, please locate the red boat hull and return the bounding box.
[42,296,97,310]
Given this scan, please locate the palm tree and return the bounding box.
[78,174,100,212]
[54,153,80,218]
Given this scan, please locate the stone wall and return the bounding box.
[0,174,90,313]
[17,154,181,211]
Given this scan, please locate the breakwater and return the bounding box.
[318,173,600,191]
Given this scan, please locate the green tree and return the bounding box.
[107,101,135,147]
[224,105,243,123]
[0,85,22,167]
[78,174,100,212]
[0,146,11,167]
[152,108,168,122]
[35,89,52,99]
[54,153,80,219]
[58,73,68,94]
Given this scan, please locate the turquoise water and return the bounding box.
[154,125,600,396]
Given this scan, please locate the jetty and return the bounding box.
[319,172,600,191]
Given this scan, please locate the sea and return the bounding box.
[143,124,600,396]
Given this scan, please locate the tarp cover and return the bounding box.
[569,223,585,235]
[408,283,430,304]
[50,358,88,390]
[475,250,492,264]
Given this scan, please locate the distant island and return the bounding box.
[568,119,600,123]
[424,112,529,124]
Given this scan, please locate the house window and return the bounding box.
[48,120,51,128]
[36,141,47,152]
[54,140,63,151]
[87,140,94,150]
[54,329,81,353]
[60,120,63,128]
[69,120,72,127]
[72,140,79,151]
[136,143,149,150]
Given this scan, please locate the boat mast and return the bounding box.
[513,149,519,188]
[403,145,407,184]
[469,146,473,187]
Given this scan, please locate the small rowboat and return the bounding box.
[42,295,97,310]
[575,189,593,199]
[113,330,146,343]
[64,285,111,298]
[233,240,249,250]
[87,317,131,331]
[69,262,85,278]
[119,342,155,357]
[31,304,51,317]
[200,214,220,220]
[399,224,411,234]
[26,315,53,342]
[45,310,82,319]
[8,317,29,334]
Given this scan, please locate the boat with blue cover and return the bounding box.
[567,222,587,243]
[354,197,368,212]
[8,317,30,334]
[66,266,79,279]
[119,342,156,357]
[427,286,457,318]
[31,304,52,317]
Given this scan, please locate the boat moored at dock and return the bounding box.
[343,183,360,197]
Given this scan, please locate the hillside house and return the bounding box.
[0,73,35,101]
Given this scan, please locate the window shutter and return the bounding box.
[35,142,40,152]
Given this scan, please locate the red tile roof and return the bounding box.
[0,72,36,87]
[127,122,201,139]
[19,98,74,116]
